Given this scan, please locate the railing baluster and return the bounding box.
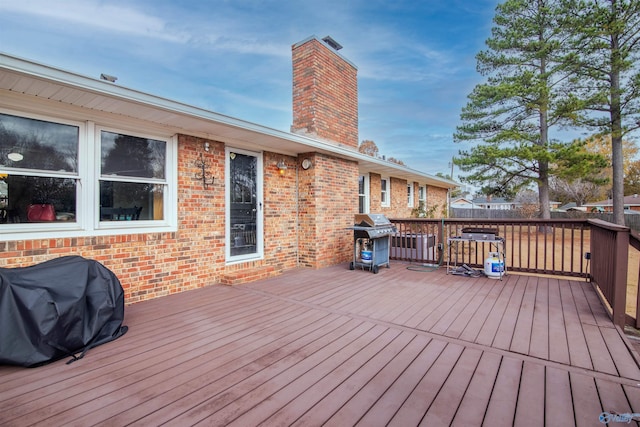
[387,217,631,329]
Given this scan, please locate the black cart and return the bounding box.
[349,213,396,274]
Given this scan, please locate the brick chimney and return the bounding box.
[291,36,358,148]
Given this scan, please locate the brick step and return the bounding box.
[219,265,277,285]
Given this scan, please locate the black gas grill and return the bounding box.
[349,214,396,274]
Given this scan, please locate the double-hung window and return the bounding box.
[0,112,80,227]
[0,110,175,239]
[407,182,414,208]
[358,174,369,213]
[381,177,390,207]
[99,130,167,224]
[418,185,426,211]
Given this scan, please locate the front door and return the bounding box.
[226,148,263,261]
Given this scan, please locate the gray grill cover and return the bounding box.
[0,256,128,367]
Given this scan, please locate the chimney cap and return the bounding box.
[322,36,343,51]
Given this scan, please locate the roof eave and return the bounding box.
[0,52,458,190]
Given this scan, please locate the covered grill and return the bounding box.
[349,214,396,273]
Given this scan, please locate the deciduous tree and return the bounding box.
[358,140,379,157]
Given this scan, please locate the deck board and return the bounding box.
[570,373,604,427]
[492,274,527,350]
[548,278,571,365]
[545,367,575,426]
[481,356,522,426]
[529,277,550,360]
[1,263,640,426]
[355,339,449,427]
[287,330,417,426]
[387,343,465,427]
[419,347,483,426]
[319,335,433,427]
[559,279,594,370]
[512,362,545,426]
[443,278,497,339]
[450,351,502,426]
[510,275,537,355]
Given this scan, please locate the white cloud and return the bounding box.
[0,0,190,43]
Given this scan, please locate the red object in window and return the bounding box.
[27,204,56,222]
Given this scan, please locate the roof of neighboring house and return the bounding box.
[583,194,640,207]
[472,197,518,205]
[451,197,473,204]
[557,202,587,212]
[0,52,458,190]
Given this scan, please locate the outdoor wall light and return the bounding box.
[277,160,287,175]
[204,142,210,152]
[7,152,23,162]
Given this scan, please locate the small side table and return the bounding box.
[447,237,506,280]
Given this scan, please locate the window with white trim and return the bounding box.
[98,129,167,223]
[358,174,369,213]
[380,177,390,207]
[418,185,426,211]
[407,182,414,208]
[0,109,176,239]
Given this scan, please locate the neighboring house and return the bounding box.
[0,36,457,303]
[558,202,587,212]
[467,197,559,211]
[450,197,476,209]
[472,197,520,210]
[583,194,640,213]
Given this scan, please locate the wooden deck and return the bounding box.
[2,263,640,426]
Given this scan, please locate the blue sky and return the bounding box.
[0,0,498,181]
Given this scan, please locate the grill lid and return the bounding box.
[354,213,392,228]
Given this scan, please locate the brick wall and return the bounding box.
[0,136,295,304]
[263,152,299,270]
[297,153,359,267]
[367,173,449,218]
[428,186,449,218]
[291,37,358,148]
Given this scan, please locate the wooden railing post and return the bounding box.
[588,219,629,329]
[612,228,629,328]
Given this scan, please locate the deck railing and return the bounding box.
[389,217,634,329]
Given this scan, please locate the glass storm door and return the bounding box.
[226,149,263,261]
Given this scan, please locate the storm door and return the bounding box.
[226,148,263,261]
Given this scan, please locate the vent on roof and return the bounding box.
[322,36,343,51]
[100,73,118,83]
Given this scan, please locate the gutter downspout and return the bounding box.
[296,160,300,266]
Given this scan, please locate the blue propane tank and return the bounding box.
[484,252,504,279]
[360,241,372,264]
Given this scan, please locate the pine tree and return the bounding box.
[455,0,599,219]
[561,0,640,225]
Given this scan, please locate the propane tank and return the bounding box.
[484,252,504,279]
[361,241,373,264]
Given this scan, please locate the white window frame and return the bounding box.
[407,182,415,208]
[94,125,177,231]
[0,107,177,241]
[381,177,390,207]
[418,185,426,209]
[359,174,370,213]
